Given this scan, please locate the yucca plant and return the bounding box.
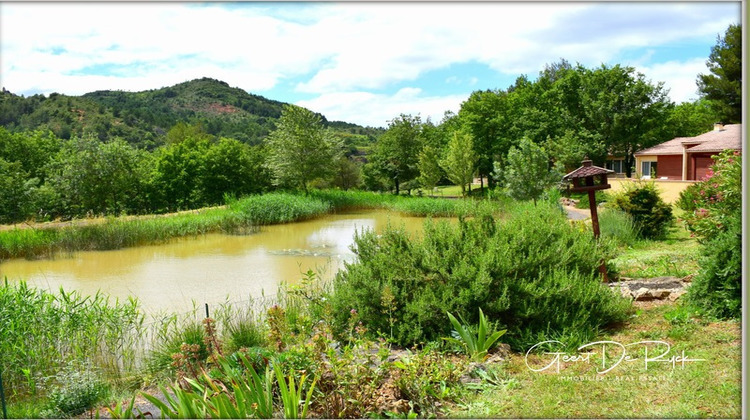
[445,308,506,362]
[274,363,317,419]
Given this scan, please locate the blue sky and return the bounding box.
[0,2,742,128]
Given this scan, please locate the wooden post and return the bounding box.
[588,190,600,239]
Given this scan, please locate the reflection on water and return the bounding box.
[0,211,430,314]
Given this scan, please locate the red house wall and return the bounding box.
[656,155,682,179]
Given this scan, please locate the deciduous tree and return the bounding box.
[441,131,478,196]
[266,105,341,194]
[499,137,557,205]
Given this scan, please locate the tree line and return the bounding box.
[361,24,738,197]
[0,25,739,223]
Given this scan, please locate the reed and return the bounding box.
[0,280,144,400]
[0,190,501,261]
[227,192,331,225]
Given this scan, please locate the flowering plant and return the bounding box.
[677,150,741,242]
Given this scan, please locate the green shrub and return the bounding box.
[685,215,742,319]
[43,363,110,418]
[329,202,630,350]
[610,181,673,239]
[676,150,741,242]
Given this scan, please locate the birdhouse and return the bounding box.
[561,159,614,283]
[562,159,613,193]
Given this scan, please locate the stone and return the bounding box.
[634,287,653,301]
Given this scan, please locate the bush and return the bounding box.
[610,181,673,239]
[329,202,630,350]
[685,213,742,319]
[43,363,109,418]
[676,150,741,242]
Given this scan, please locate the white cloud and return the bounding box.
[296,88,466,127]
[637,58,709,104]
[0,2,740,126]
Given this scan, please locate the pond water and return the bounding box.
[0,211,434,314]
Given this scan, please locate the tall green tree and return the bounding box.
[370,114,423,194]
[47,136,151,215]
[458,90,510,189]
[151,136,211,211]
[498,137,557,205]
[441,131,478,196]
[417,145,443,195]
[200,138,271,204]
[0,158,38,223]
[697,24,742,123]
[580,64,672,177]
[665,99,720,138]
[266,104,341,194]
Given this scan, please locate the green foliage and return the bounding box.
[274,363,317,419]
[266,104,342,193]
[498,137,558,204]
[370,114,424,194]
[697,24,742,123]
[228,192,331,225]
[445,308,506,362]
[329,202,629,350]
[417,144,443,193]
[677,150,741,242]
[680,150,742,319]
[610,181,674,239]
[441,131,478,196]
[685,215,741,319]
[0,157,39,223]
[43,363,109,418]
[598,208,640,247]
[391,347,466,417]
[0,281,142,401]
[459,61,671,180]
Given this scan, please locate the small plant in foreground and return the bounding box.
[274,363,317,419]
[445,308,506,362]
[42,363,109,418]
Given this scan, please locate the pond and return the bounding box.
[0,211,433,314]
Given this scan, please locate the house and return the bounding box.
[634,123,742,181]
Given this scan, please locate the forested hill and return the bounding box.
[0,77,382,149]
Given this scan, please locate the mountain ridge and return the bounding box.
[0,77,382,149]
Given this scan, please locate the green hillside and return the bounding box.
[0,78,382,149]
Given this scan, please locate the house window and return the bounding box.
[605,159,623,173]
[641,161,657,178]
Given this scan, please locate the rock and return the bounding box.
[634,287,653,301]
[610,276,691,302]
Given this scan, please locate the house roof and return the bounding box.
[563,160,613,180]
[635,124,742,156]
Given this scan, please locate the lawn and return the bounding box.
[448,301,741,418]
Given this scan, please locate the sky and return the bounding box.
[0,2,742,128]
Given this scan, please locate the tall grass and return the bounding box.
[0,190,504,261]
[227,192,331,225]
[0,280,144,400]
[598,208,640,247]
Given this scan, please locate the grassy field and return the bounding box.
[609,224,701,279]
[448,301,741,418]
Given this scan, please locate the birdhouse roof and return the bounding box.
[562,160,613,180]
